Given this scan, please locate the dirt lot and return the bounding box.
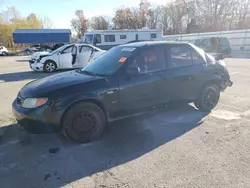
[0,56,250,188]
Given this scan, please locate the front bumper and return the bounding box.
[12,99,63,134]
[225,80,233,87]
[29,61,44,72]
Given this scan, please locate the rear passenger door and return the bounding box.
[167,44,206,101]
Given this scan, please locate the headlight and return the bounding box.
[22,98,48,108]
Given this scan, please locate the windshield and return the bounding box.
[81,46,136,76]
[84,35,93,44]
[50,45,69,55]
[205,53,216,64]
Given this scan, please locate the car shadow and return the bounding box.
[0,70,67,83]
[0,104,209,187]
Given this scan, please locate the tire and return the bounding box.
[62,102,106,143]
[2,51,7,56]
[195,84,220,112]
[43,61,57,73]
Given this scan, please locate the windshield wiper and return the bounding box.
[80,70,106,77]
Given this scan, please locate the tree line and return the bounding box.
[71,0,250,38]
[0,6,53,49]
[1,0,250,48]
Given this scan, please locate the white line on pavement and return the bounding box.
[0,140,19,150]
[230,72,239,75]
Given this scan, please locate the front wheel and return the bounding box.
[2,51,8,56]
[194,84,220,112]
[43,61,57,72]
[62,102,106,143]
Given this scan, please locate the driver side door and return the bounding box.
[59,45,74,69]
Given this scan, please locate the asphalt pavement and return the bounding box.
[0,56,250,188]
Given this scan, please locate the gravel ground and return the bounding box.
[0,56,250,188]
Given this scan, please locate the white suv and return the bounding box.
[0,46,8,56]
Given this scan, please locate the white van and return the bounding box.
[81,29,164,50]
[30,44,105,72]
[0,46,8,56]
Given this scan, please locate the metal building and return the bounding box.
[12,29,71,44]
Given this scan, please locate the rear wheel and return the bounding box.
[194,84,220,112]
[44,61,57,72]
[62,102,106,143]
[2,51,7,56]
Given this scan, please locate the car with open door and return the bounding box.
[29,44,105,72]
[13,41,232,143]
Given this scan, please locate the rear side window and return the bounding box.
[105,35,115,42]
[120,35,127,39]
[131,46,166,74]
[151,33,157,39]
[190,48,205,65]
[169,46,192,68]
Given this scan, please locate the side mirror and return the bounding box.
[126,66,140,76]
[57,51,61,55]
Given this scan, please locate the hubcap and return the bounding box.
[204,89,218,108]
[72,112,97,136]
[46,62,55,72]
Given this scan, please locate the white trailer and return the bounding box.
[81,29,164,50]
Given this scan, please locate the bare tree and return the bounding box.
[147,6,161,29]
[71,10,88,39]
[90,16,109,30]
[40,17,54,28]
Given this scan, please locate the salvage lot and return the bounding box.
[0,56,250,187]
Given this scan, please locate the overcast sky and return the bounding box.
[0,0,170,28]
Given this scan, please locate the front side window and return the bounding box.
[169,46,192,68]
[62,46,73,54]
[105,35,115,42]
[220,38,230,46]
[190,48,205,65]
[130,46,166,74]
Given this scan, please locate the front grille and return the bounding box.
[29,60,35,64]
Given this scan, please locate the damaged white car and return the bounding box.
[29,44,106,72]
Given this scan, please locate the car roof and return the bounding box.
[120,41,189,48]
[75,43,104,51]
[197,37,228,40]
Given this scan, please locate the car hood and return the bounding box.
[30,51,50,60]
[20,70,102,98]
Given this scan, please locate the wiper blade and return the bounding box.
[81,70,97,76]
